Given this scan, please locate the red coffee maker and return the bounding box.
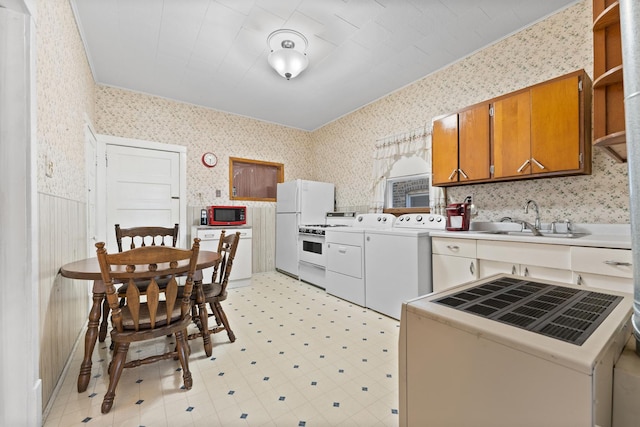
[445,199,472,231]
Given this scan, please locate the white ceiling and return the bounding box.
[70,0,579,131]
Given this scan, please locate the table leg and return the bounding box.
[99,297,109,342]
[78,290,103,393]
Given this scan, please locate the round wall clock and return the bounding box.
[201,152,217,168]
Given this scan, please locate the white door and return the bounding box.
[105,144,180,253]
[85,124,97,256]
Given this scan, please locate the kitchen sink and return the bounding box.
[477,230,588,239]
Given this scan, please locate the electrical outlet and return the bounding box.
[216,189,221,197]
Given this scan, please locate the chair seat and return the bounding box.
[177,282,226,300]
[202,282,226,300]
[120,301,182,330]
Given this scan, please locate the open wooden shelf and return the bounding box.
[592,0,626,162]
[593,65,623,88]
[593,2,620,31]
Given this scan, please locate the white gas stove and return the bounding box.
[298,212,356,288]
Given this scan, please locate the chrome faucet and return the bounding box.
[512,219,544,236]
[524,199,541,231]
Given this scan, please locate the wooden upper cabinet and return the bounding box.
[530,73,583,173]
[432,70,591,187]
[432,113,459,186]
[458,104,490,182]
[492,91,531,179]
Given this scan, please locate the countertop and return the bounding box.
[429,223,632,250]
[192,224,252,230]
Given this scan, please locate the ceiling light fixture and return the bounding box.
[267,29,309,80]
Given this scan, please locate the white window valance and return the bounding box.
[370,125,445,213]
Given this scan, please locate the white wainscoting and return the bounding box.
[39,193,89,410]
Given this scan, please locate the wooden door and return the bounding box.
[105,144,180,253]
[530,74,581,172]
[458,104,490,182]
[432,113,459,186]
[492,91,531,178]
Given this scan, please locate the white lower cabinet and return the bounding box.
[432,238,478,292]
[477,240,572,284]
[571,246,633,294]
[433,236,634,295]
[478,260,573,283]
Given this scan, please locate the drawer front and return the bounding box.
[325,230,363,246]
[327,243,362,278]
[432,237,476,258]
[571,246,633,279]
[573,272,633,294]
[477,240,570,270]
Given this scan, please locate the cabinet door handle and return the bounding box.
[338,246,347,254]
[516,159,530,173]
[448,169,458,180]
[458,168,469,179]
[469,261,475,276]
[604,260,632,266]
[511,265,517,275]
[531,157,546,170]
[446,245,460,252]
[523,267,529,277]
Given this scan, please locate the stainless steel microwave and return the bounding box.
[207,205,246,226]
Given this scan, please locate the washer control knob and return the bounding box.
[416,215,422,222]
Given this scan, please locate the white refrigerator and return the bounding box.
[276,179,335,277]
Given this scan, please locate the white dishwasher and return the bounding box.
[191,226,252,288]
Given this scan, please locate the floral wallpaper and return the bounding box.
[36,0,95,200]
[95,87,314,206]
[64,0,628,224]
[312,0,630,224]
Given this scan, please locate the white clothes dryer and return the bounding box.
[325,213,396,305]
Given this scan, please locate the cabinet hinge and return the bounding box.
[489,107,494,117]
[105,152,108,167]
[579,152,583,165]
[489,165,495,175]
[578,79,583,92]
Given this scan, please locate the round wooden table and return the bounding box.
[59,250,220,393]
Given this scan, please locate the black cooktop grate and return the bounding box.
[434,276,623,346]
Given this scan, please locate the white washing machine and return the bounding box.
[364,213,446,319]
[325,213,396,305]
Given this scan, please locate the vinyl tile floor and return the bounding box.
[44,271,401,426]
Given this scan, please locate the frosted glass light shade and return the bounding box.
[267,29,309,80]
[268,48,308,80]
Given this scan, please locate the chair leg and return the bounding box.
[174,329,193,390]
[212,301,235,342]
[102,341,129,414]
[99,298,110,342]
[209,302,222,326]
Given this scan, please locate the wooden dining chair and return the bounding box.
[99,224,180,342]
[95,238,200,414]
[180,230,240,355]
